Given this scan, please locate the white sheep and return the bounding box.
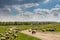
[12,34,17,40]
[0,33,5,37]
[0,37,6,40]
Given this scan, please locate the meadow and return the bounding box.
[0,22,60,40]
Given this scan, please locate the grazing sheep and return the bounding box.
[14,28,22,31]
[0,33,5,37]
[8,31,12,34]
[8,27,16,31]
[32,30,36,34]
[12,34,17,40]
[12,30,18,34]
[28,29,31,32]
[28,30,31,32]
[5,32,10,36]
[15,30,19,33]
[48,29,55,31]
[5,36,9,39]
[8,28,13,31]
[13,29,21,34]
[0,36,9,40]
[46,28,55,32]
[0,37,6,40]
[41,29,46,32]
[0,27,20,40]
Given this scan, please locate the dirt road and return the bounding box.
[21,30,60,40]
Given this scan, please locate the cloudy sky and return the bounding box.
[0,0,60,22]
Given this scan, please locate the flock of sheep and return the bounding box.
[28,28,55,34]
[0,27,21,40]
[0,27,55,40]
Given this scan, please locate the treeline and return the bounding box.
[0,22,59,26]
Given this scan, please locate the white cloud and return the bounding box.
[1,6,11,12]
[44,0,50,3]
[12,5,21,11]
[16,11,34,20]
[33,4,60,22]
[12,5,23,13]
[55,4,60,8]
[23,3,39,8]
[34,8,49,14]
[0,4,60,22]
[33,8,50,18]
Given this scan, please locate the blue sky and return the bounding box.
[0,0,60,22]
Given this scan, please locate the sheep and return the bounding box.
[7,31,12,34]
[28,30,31,32]
[46,28,55,32]
[14,28,22,31]
[0,27,20,40]
[12,30,17,34]
[0,37,6,40]
[8,28,13,31]
[15,30,19,33]
[5,31,12,40]
[0,36,9,40]
[12,29,21,34]
[8,27,16,31]
[12,34,17,40]
[28,29,31,32]
[5,32,10,36]
[0,33,5,37]
[41,29,46,32]
[32,30,36,34]
[0,33,10,40]
[0,33,9,40]
[48,29,55,31]
[5,36,9,40]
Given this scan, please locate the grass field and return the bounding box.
[0,23,60,40]
[0,23,60,33]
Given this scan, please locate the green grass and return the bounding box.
[0,23,60,40]
[0,23,60,33]
[17,33,40,40]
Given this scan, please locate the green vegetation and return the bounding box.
[17,33,40,40]
[0,22,60,40]
[0,22,60,32]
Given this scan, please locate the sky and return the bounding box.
[0,0,60,22]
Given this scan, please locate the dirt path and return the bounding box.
[21,30,60,40]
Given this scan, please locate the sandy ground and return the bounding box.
[21,30,60,40]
